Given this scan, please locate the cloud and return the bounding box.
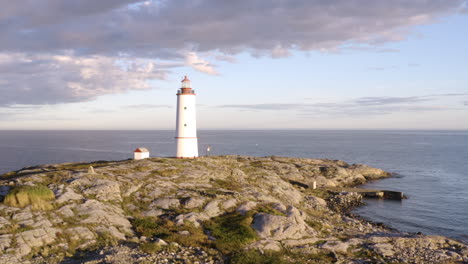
[219,94,468,116]
[464,101,468,105]
[221,103,302,110]
[367,63,422,71]
[0,1,465,106]
[0,1,464,57]
[123,104,172,109]
[354,96,431,105]
[0,53,168,106]
[215,55,237,63]
[185,52,218,75]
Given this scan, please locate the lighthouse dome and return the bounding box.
[181,76,191,88]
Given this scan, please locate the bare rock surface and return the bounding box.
[252,206,315,240]
[0,155,465,264]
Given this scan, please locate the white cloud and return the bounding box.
[0,0,465,106]
[0,53,168,106]
[185,52,218,75]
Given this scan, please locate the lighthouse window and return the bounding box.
[184,107,187,110]
[184,124,187,127]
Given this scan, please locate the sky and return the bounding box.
[1,0,467,130]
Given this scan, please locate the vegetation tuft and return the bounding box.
[139,241,161,254]
[150,168,181,177]
[210,178,243,192]
[204,212,258,254]
[131,217,210,248]
[4,184,55,210]
[229,250,288,264]
[256,204,287,217]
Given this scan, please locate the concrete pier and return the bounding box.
[327,187,406,200]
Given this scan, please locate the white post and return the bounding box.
[313,181,317,190]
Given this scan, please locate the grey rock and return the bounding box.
[75,199,132,233]
[178,231,190,236]
[174,212,209,227]
[56,187,84,203]
[12,211,33,222]
[30,218,53,229]
[182,197,206,209]
[151,198,180,210]
[304,195,327,210]
[252,206,315,240]
[0,234,12,251]
[57,204,75,218]
[16,228,59,257]
[221,198,238,210]
[236,201,257,215]
[203,200,222,217]
[122,183,143,197]
[84,179,121,202]
[0,217,9,228]
[147,188,166,199]
[96,226,126,241]
[320,240,350,254]
[154,237,168,246]
[371,242,395,257]
[65,227,96,241]
[248,239,282,252]
[142,209,165,217]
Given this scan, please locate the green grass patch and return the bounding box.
[139,241,161,254]
[1,171,18,179]
[305,219,324,231]
[229,249,338,264]
[229,250,288,264]
[55,161,111,171]
[305,189,333,199]
[132,217,163,238]
[256,204,287,217]
[150,168,181,177]
[134,166,152,172]
[4,185,55,210]
[249,161,264,168]
[89,231,119,250]
[131,217,211,248]
[210,178,243,192]
[204,212,258,254]
[41,171,70,186]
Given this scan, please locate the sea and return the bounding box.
[0,130,467,243]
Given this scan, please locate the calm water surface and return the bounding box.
[0,130,466,242]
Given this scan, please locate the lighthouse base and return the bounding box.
[176,137,199,158]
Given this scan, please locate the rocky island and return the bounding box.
[0,156,466,264]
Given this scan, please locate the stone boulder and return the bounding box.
[150,198,180,210]
[252,206,315,240]
[74,199,132,234]
[56,187,84,204]
[348,164,390,180]
[83,179,121,202]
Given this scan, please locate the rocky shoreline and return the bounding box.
[0,156,466,263]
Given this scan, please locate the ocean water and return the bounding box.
[0,130,467,242]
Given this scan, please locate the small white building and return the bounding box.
[134,147,150,160]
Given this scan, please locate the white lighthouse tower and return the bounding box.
[175,76,199,158]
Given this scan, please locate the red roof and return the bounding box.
[134,148,149,153]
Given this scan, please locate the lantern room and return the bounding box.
[178,76,196,95]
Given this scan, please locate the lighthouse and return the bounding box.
[175,76,199,158]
